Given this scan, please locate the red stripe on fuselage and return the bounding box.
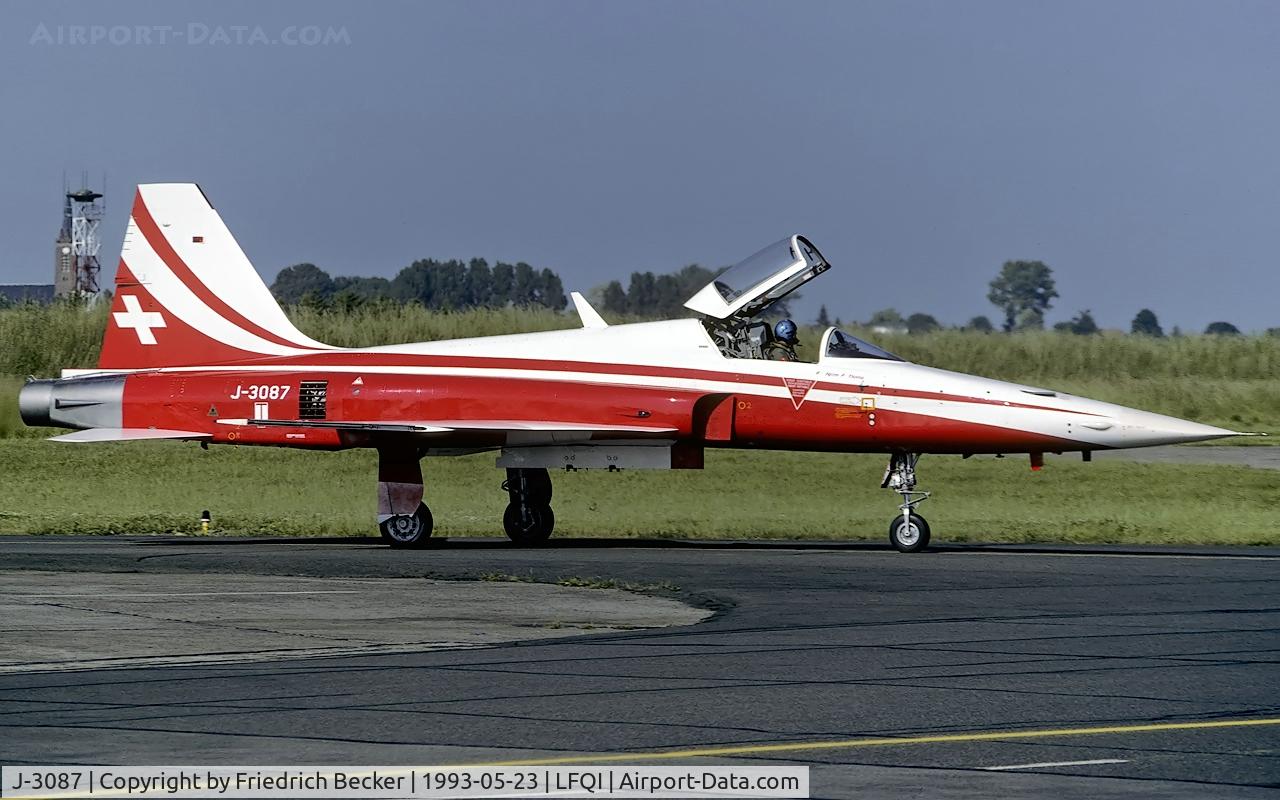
[155,350,1097,417]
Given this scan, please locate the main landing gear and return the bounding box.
[882,452,931,553]
[377,447,434,548]
[373,451,559,548]
[502,467,555,546]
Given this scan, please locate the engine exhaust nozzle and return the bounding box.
[18,379,55,427]
[17,375,124,430]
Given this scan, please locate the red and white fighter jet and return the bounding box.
[20,184,1240,551]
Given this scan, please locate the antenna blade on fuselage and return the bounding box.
[571,292,609,329]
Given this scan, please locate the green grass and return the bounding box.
[287,303,578,348]
[0,302,578,377]
[0,375,34,439]
[1,439,1275,545]
[0,301,110,377]
[858,328,1280,382]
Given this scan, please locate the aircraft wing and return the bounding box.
[215,419,678,435]
[50,428,213,443]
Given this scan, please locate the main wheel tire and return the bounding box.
[888,512,930,553]
[503,502,555,546]
[380,503,434,548]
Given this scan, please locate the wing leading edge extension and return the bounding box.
[215,419,679,435]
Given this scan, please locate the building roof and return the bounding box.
[0,284,55,304]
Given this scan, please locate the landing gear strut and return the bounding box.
[377,447,433,548]
[502,467,555,546]
[882,452,931,552]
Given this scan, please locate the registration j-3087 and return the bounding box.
[229,384,291,400]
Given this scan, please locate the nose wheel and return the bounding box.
[502,467,555,546]
[883,452,931,552]
[888,511,930,553]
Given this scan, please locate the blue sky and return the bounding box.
[2,0,1276,331]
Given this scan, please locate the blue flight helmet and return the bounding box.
[774,319,799,345]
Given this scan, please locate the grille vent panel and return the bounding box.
[299,381,328,420]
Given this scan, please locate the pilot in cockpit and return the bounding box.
[765,319,800,361]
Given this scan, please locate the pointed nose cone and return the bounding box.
[1106,408,1240,448]
[1144,417,1239,445]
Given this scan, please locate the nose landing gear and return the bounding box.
[502,467,555,545]
[883,452,931,552]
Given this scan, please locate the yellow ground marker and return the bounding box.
[467,717,1280,766]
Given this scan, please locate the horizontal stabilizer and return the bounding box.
[216,419,677,435]
[50,428,212,443]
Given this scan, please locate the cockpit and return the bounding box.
[686,234,905,364]
[819,327,903,362]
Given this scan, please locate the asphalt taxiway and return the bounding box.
[1,536,1277,798]
[1091,444,1280,470]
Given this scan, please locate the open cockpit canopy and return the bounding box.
[683,235,829,322]
[688,234,907,363]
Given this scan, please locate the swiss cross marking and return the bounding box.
[783,377,816,410]
[113,295,166,345]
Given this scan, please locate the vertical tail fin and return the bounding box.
[99,183,331,369]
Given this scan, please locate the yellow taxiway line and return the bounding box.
[469,716,1280,766]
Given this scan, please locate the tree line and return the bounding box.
[271,260,566,312]
[829,260,1250,336]
[266,255,1255,336]
[593,264,722,319]
[977,259,1244,336]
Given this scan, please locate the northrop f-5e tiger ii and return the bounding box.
[19,184,1242,550]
